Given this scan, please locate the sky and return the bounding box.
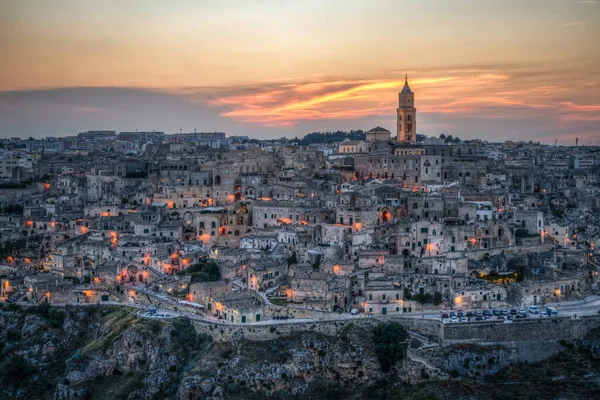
[1,0,599,144]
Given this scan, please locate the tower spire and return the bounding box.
[405,74,408,83]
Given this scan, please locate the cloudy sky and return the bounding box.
[1,0,599,144]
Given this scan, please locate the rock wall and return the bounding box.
[441,316,600,344]
[190,315,442,343]
[264,305,340,320]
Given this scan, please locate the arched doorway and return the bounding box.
[388,236,397,254]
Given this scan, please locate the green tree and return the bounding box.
[287,250,297,266]
[372,322,408,372]
[1,355,34,386]
[176,261,220,283]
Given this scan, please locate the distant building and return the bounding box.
[77,130,117,141]
[365,126,391,142]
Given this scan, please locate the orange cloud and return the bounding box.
[151,64,599,140]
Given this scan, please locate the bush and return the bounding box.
[171,316,212,356]
[287,251,297,266]
[6,330,21,341]
[0,355,34,386]
[449,369,459,378]
[176,261,220,283]
[412,293,433,304]
[372,322,408,372]
[559,339,575,350]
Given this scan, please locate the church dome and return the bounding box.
[367,126,391,133]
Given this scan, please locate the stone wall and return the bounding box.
[441,315,600,344]
[264,305,340,320]
[190,317,382,342]
[190,314,442,343]
[461,243,554,260]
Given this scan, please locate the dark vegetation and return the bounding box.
[405,290,443,305]
[438,134,462,144]
[372,322,409,372]
[294,130,365,145]
[175,260,220,283]
[0,204,23,214]
[0,182,29,189]
[0,238,28,260]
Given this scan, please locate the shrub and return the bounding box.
[6,330,21,341]
[0,355,34,386]
[176,261,220,283]
[372,322,408,372]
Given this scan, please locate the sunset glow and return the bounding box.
[0,0,599,143]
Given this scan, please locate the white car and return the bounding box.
[529,306,539,314]
[450,316,458,323]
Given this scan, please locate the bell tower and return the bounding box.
[396,75,416,142]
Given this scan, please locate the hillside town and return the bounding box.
[1,80,599,326]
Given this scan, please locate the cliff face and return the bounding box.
[178,323,384,399]
[2,304,600,400]
[0,304,413,400]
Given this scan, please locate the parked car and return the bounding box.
[449,311,456,318]
[450,316,458,323]
[466,311,474,318]
[510,309,517,315]
[501,309,509,316]
[475,316,483,321]
[519,308,526,314]
[483,310,492,317]
[459,317,468,322]
[475,311,483,317]
[493,309,500,316]
[441,312,449,319]
[529,305,539,314]
[497,316,505,321]
[457,311,465,318]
